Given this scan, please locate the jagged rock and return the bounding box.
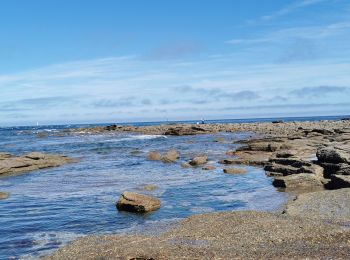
[116,192,161,213]
[0,192,9,200]
[326,175,350,189]
[161,150,180,163]
[223,168,247,174]
[189,156,208,166]
[147,151,162,161]
[320,163,350,177]
[316,147,350,164]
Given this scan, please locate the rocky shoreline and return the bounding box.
[47,119,350,259]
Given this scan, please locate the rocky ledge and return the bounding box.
[0,152,76,177]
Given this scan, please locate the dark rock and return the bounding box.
[272,120,284,124]
[316,147,350,164]
[116,192,161,213]
[311,128,333,135]
[326,175,350,189]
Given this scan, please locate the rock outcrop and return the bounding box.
[0,152,76,177]
[223,168,247,174]
[116,192,161,213]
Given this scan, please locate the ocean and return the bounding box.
[0,115,346,259]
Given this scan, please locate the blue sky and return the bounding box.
[1,0,350,126]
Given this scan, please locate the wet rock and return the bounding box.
[0,192,9,200]
[147,151,162,161]
[0,152,75,177]
[161,150,180,163]
[225,150,236,156]
[116,192,161,213]
[214,137,226,143]
[189,156,208,166]
[272,120,284,124]
[181,162,192,168]
[316,147,350,164]
[223,168,247,174]
[202,165,216,170]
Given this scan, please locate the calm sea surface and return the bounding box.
[0,115,346,259]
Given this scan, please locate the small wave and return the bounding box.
[103,134,167,143]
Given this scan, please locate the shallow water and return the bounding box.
[0,124,289,259]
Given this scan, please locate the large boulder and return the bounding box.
[189,156,208,166]
[116,192,161,213]
[316,147,350,164]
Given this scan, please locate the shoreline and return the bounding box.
[46,119,350,259]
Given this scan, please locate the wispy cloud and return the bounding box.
[247,0,329,24]
[290,86,349,97]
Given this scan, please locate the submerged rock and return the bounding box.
[0,192,9,200]
[202,165,216,170]
[147,151,162,161]
[138,184,159,191]
[116,192,161,213]
[161,150,180,163]
[189,156,208,166]
[223,168,247,174]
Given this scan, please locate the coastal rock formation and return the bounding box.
[316,147,350,164]
[47,211,350,259]
[0,152,76,177]
[272,174,324,191]
[189,156,208,166]
[284,188,350,223]
[223,168,247,174]
[116,192,161,213]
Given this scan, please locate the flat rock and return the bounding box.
[272,174,324,191]
[47,211,350,260]
[223,168,247,174]
[0,152,75,177]
[116,192,161,213]
[284,188,350,224]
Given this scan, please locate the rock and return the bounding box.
[0,152,75,177]
[326,175,350,189]
[284,188,350,223]
[316,147,350,164]
[189,156,208,166]
[320,162,350,177]
[214,137,226,143]
[116,192,161,213]
[311,128,333,135]
[164,126,207,136]
[147,151,162,161]
[219,157,268,166]
[225,150,236,156]
[0,192,9,200]
[223,168,247,174]
[202,165,216,170]
[181,162,192,168]
[274,151,295,158]
[237,142,281,152]
[272,174,324,190]
[0,153,12,160]
[272,120,284,124]
[161,150,180,163]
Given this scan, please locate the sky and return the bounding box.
[1,0,350,126]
